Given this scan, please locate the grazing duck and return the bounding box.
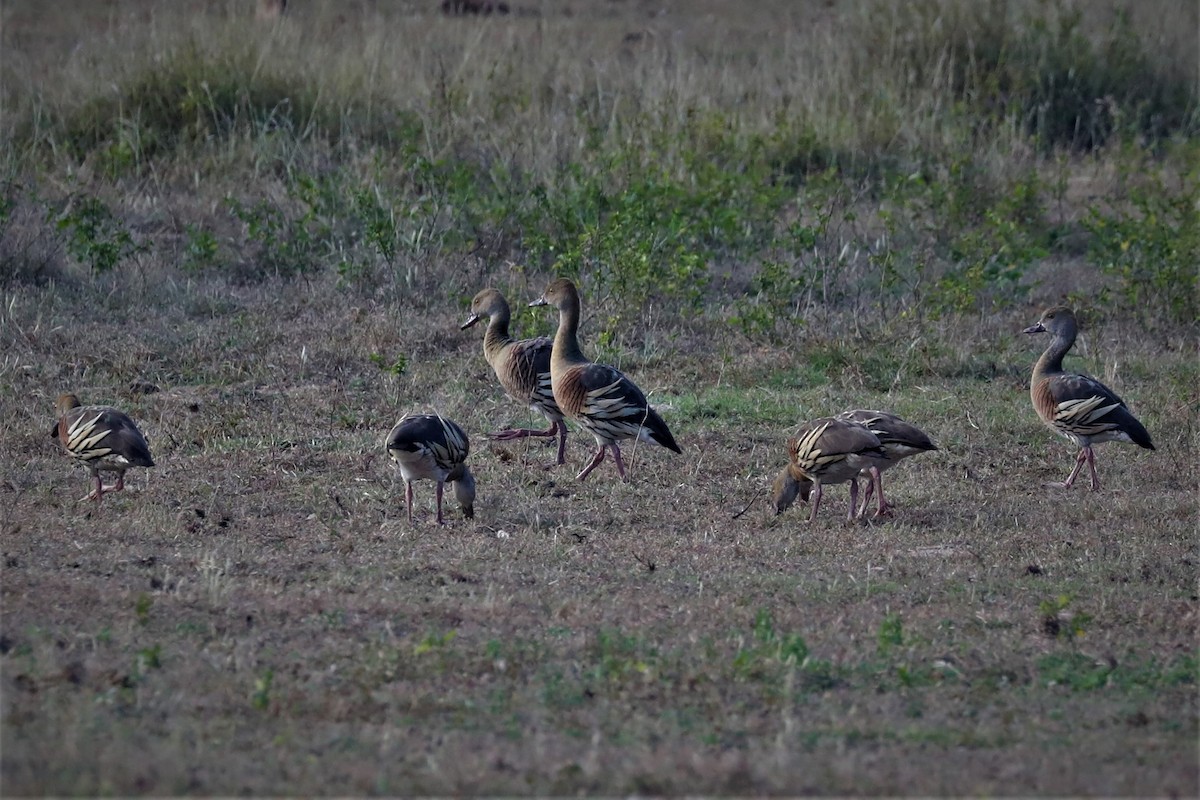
[1023,305,1154,491]
[50,393,154,503]
[385,413,476,524]
[771,417,887,522]
[529,278,681,481]
[461,288,568,466]
[836,409,938,517]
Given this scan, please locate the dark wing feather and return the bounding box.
[838,409,937,453]
[387,414,470,469]
[640,405,681,453]
[60,407,154,467]
[557,363,679,450]
[1045,373,1154,448]
[790,418,885,477]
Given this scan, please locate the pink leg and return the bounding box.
[554,421,568,466]
[82,473,105,503]
[1085,447,1101,491]
[435,481,446,525]
[870,466,893,517]
[98,472,127,495]
[490,420,568,468]
[487,422,559,441]
[405,481,415,524]
[610,443,628,481]
[846,478,859,521]
[857,476,873,518]
[1046,449,1088,490]
[576,446,607,481]
[807,482,823,523]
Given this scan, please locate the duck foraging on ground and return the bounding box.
[529,278,680,481]
[1023,305,1154,491]
[772,417,887,522]
[386,413,476,524]
[51,393,155,503]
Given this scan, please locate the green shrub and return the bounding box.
[1084,144,1199,327]
[53,194,142,274]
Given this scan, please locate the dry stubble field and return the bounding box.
[2,281,1196,795]
[1,0,1198,796]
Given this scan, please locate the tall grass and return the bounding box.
[1,0,1196,328]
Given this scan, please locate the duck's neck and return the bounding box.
[552,294,587,365]
[482,310,513,362]
[1034,329,1074,380]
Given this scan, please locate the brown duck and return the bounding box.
[771,417,887,522]
[836,409,937,517]
[529,278,680,481]
[386,413,476,524]
[462,288,568,465]
[51,393,154,503]
[1024,306,1154,490]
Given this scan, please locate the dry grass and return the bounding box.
[1,0,1198,795]
[2,275,1197,795]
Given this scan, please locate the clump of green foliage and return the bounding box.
[53,194,142,274]
[1084,143,1200,326]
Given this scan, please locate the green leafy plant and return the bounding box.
[226,173,348,279]
[369,352,407,377]
[1084,146,1199,326]
[135,643,162,675]
[882,159,1052,317]
[734,609,810,679]
[53,195,141,274]
[729,213,827,340]
[413,629,457,656]
[183,224,220,272]
[134,593,153,626]
[587,629,655,684]
[1037,652,1112,691]
[877,613,905,654]
[352,186,398,264]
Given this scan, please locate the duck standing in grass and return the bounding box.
[51,393,155,503]
[529,278,681,481]
[461,287,568,466]
[772,417,887,522]
[386,413,476,524]
[836,409,938,518]
[1024,305,1154,491]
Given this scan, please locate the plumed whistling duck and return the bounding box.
[771,417,887,522]
[529,278,680,481]
[836,409,937,517]
[51,393,155,503]
[1024,305,1154,491]
[386,413,476,524]
[462,288,568,466]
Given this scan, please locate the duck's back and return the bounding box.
[554,362,680,452]
[1033,371,1154,449]
[57,405,154,468]
[387,414,471,480]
